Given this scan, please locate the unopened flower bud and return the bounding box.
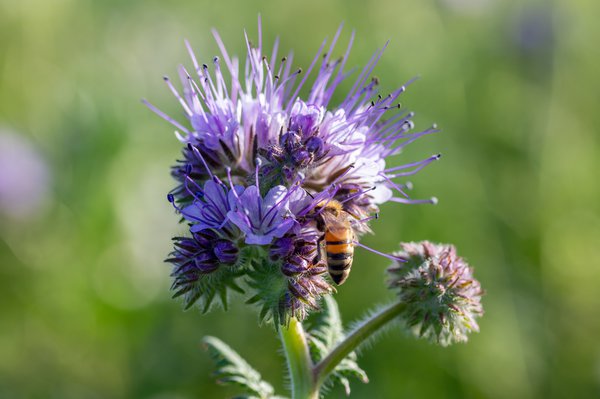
[295,240,317,258]
[213,239,239,264]
[305,136,324,155]
[281,255,309,276]
[292,149,311,167]
[270,237,295,260]
[280,131,301,150]
[388,241,484,346]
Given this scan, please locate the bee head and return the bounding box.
[316,200,344,217]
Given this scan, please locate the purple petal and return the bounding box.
[238,186,262,223]
[227,210,252,236]
[268,218,295,239]
[263,185,288,210]
[244,232,277,245]
[181,202,203,222]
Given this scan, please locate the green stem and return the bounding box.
[280,317,318,399]
[313,302,407,387]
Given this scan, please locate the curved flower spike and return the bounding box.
[388,241,484,346]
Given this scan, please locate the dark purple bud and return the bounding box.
[288,279,317,308]
[310,261,328,275]
[270,237,295,260]
[173,238,200,252]
[280,131,301,150]
[281,255,309,276]
[305,136,324,155]
[194,252,219,273]
[295,240,317,257]
[213,239,238,264]
[192,229,218,245]
[292,149,311,167]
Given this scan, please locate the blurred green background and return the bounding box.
[1,0,599,398]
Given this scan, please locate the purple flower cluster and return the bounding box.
[148,20,439,323]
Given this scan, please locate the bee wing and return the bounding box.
[321,210,351,228]
[323,211,355,247]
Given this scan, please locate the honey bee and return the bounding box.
[314,200,356,285]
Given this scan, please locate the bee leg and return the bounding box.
[315,234,325,263]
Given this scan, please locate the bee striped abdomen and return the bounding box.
[325,227,354,285]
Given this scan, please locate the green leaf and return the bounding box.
[307,296,369,396]
[203,336,285,399]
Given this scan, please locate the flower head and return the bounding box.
[388,241,484,346]
[149,19,441,324]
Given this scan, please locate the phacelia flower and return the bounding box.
[227,184,296,245]
[387,241,484,346]
[148,19,440,324]
[168,174,241,236]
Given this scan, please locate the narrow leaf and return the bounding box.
[203,336,279,399]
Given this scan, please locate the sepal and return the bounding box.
[172,245,257,312]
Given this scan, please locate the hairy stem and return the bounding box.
[313,302,407,386]
[280,317,318,399]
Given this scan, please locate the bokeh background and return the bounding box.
[1,0,599,397]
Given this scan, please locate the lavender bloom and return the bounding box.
[169,177,242,236]
[145,21,438,213]
[388,241,484,346]
[227,185,296,245]
[149,19,441,322]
